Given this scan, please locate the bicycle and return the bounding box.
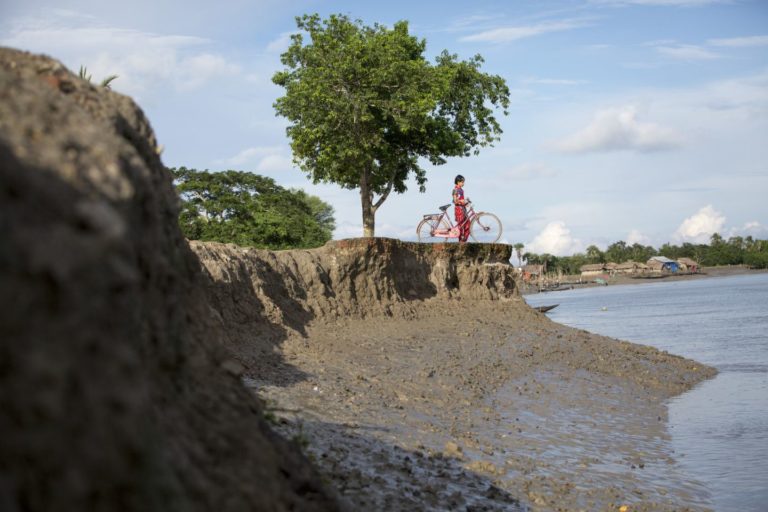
[417,201,502,243]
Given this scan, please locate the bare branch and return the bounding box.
[372,168,397,212]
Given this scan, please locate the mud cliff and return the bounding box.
[192,238,517,372]
[0,48,339,511]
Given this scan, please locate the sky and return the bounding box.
[2,0,767,256]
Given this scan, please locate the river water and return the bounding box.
[525,273,768,511]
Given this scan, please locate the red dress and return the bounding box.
[453,185,470,242]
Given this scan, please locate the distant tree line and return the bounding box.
[523,233,768,274]
[170,167,335,250]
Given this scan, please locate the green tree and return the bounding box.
[559,253,589,275]
[290,188,336,235]
[629,243,656,263]
[585,245,604,264]
[523,252,540,265]
[658,242,680,259]
[170,167,335,249]
[273,14,510,236]
[605,240,628,263]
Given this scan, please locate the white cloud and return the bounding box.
[0,13,240,96]
[521,76,588,86]
[729,221,767,238]
[526,221,583,256]
[173,53,241,90]
[708,35,768,48]
[460,19,590,43]
[591,0,728,6]
[446,14,498,32]
[333,222,364,240]
[626,229,651,245]
[266,32,293,53]
[557,105,682,153]
[256,154,294,173]
[655,44,721,60]
[674,205,726,243]
[503,162,557,180]
[215,146,296,174]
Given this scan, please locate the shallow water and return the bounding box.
[525,273,768,511]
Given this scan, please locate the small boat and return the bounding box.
[535,304,559,313]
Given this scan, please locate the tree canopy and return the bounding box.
[272,13,509,236]
[170,167,335,249]
[522,233,768,274]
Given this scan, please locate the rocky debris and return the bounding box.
[0,48,339,512]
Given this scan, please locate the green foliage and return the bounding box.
[78,65,119,89]
[604,241,658,264]
[520,232,768,273]
[170,167,335,249]
[272,13,509,235]
[78,65,92,82]
[585,245,605,263]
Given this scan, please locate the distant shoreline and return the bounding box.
[521,265,768,295]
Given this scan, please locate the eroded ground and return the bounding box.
[248,298,716,511]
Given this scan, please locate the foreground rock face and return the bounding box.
[0,48,339,512]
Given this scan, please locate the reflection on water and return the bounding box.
[525,273,768,512]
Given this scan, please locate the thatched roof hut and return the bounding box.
[616,260,641,273]
[677,257,699,272]
[647,256,679,272]
[580,263,605,276]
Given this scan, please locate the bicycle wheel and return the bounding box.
[470,213,502,243]
[417,217,452,243]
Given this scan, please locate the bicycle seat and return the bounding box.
[439,204,451,211]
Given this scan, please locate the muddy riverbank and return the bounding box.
[520,266,768,295]
[245,297,716,511]
[1,47,720,511]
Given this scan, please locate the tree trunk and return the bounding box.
[360,169,375,237]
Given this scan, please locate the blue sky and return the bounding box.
[2,0,766,255]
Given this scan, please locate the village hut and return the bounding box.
[604,262,619,275]
[647,256,679,273]
[616,260,641,274]
[677,257,699,273]
[580,263,605,277]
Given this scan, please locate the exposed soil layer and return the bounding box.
[193,242,718,511]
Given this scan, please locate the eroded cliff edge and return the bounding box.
[191,238,517,372]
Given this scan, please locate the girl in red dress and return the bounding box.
[452,174,470,243]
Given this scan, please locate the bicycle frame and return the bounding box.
[424,204,478,239]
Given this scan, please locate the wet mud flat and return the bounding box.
[248,298,716,511]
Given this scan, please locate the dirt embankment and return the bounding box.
[1,47,718,512]
[0,48,339,512]
[192,240,717,511]
[191,238,517,380]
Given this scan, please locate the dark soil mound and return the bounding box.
[0,48,339,512]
